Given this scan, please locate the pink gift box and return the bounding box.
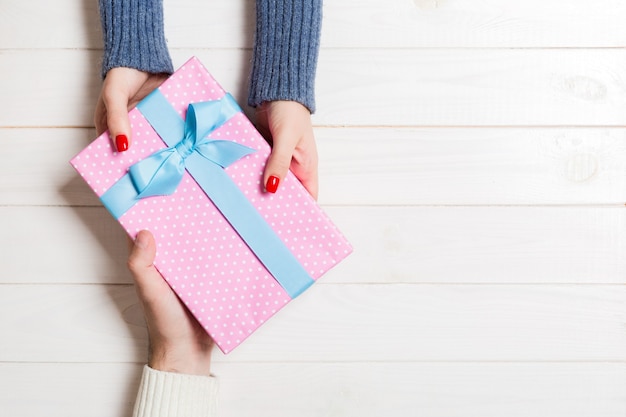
[70,57,352,354]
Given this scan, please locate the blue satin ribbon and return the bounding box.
[100,90,314,298]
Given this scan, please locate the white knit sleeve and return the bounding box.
[132,365,219,417]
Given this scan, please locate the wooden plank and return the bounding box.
[0,284,623,362]
[0,50,253,129]
[321,0,626,48]
[1,362,625,417]
[317,127,626,205]
[5,127,626,207]
[313,48,626,127]
[2,0,626,49]
[0,363,141,417]
[0,206,130,284]
[2,49,626,127]
[2,206,625,285]
[216,362,626,417]
[0,128,101,207]
[0,1,101,49]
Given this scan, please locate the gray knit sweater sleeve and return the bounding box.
[248,0,322,113]
[99,0,322,112]
[99,0,174,78]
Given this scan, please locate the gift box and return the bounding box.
[70,57,352,354]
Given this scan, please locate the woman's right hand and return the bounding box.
[94,67,169,150]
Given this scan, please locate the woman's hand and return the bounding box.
[128,230,214,376]
[256,100,319,199]
[94,67,169,149]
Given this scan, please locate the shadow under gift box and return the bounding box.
[70,57,353,354]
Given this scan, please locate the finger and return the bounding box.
[290,138,319,200]
[102,88,132,153]
[94,94,108,136]
[254,106,272,144]
[100,67,153,152]
[127,230,156,280]
[262,128,297,194]
[127,230,168,302]
[292,160,319,200]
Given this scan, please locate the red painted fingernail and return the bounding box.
[266,175,280,193]
[115,134,128,152]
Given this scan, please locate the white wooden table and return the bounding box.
[1,1,625,415]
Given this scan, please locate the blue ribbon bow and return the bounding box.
[100,90,315,299]
[128,100,255,199]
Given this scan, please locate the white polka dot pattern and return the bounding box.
[70,57,352,354]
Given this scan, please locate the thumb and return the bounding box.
[128,230,156,274]
[127,230,164,301]
[105,95,132,153]
[263,133,295,194]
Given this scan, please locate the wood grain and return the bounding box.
[0,284,624,362]
[2,0,625,414]
[3,206,625,285]
[3,0,626,49]
[4,127,626,207]
[2,49,626,127]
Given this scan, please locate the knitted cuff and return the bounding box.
[132,365,219,417]
[248,0,322,113]
[99,0,174,78]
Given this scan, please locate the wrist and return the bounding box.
[149,342,213,377]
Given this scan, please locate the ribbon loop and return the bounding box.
[129,148,185,198]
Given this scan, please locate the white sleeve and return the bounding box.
[132,365,219,417]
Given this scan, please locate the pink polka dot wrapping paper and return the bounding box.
[70,57,353,354]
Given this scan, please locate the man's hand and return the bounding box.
[128,230,214,376]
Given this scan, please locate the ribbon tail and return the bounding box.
[185,152,315,298]
[100,174,141,219]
